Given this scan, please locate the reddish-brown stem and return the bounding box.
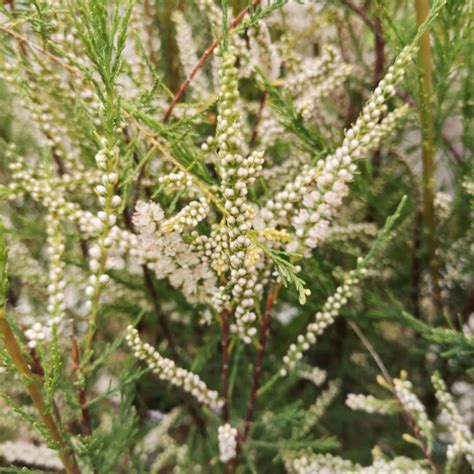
[373,15,385,85]
[29,347,45,378]
[393,389,438,473]
[163,0,262,122]
[442,135,463,166]
[0,25,79,75]
[226,283,280,473]
[340,0,385,85]
[221,308,231,423]
[71,335,92,436]
[242,284,280,438]
[340,0,375,30]
[0,313,80,474]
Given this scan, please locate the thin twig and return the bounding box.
[339,0,385,85]
[163,0,262,122]
[442,134,464,166]
[243,283,280,438]
[348,321,438,473]
[0,309,80,474]
[226,283,280,473]
[347,321,391,382]
[71,335,92,436]
[0,25,79,76]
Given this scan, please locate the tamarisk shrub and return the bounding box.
[0,0,472,472]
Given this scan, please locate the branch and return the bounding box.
[339,0,385,84]
[162,0,262,122]
[340,0,375,30]
[415,0,442,315]
[0,25,79,76]
[243,283,280,438]
[71,335,92,436]
[0,311,80,474]
[226,283,280,473]
[349,321,438,473]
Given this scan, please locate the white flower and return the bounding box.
[126,326,223,410]
[133,200,165,235]
[218,424,238,463]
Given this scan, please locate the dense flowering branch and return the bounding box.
[125,326,223,410]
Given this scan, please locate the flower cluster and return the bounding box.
[260,45,416,254]
[288,45,352,123]
[295,62,352,122]
[255,103,287,148]
[366,457,429,474]
[82,140,122,340]
[45,216,66,322]
[282,265,365,374]
[284,451,358,474]
[210,48,267,342]
[125,2,159,92]
[158,171,195,193]
[6,157,101,237]
[285,44,334,89]
[298,366,327,387]
[393,375,434,446]
[346,393,399,415]
[23,213,68,348]
[0,440,63,471]
[131,201,217,303]
[125,326,223,410]
[162,197,210,233]
[24,321,52,349]
[217,423,238,463]
[298,380,340,437]
[0,0,469,473]
[323,223,378,246]
[432,372,474,469]
[283,451,429,474]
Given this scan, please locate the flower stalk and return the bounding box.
[415,0,442,315]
